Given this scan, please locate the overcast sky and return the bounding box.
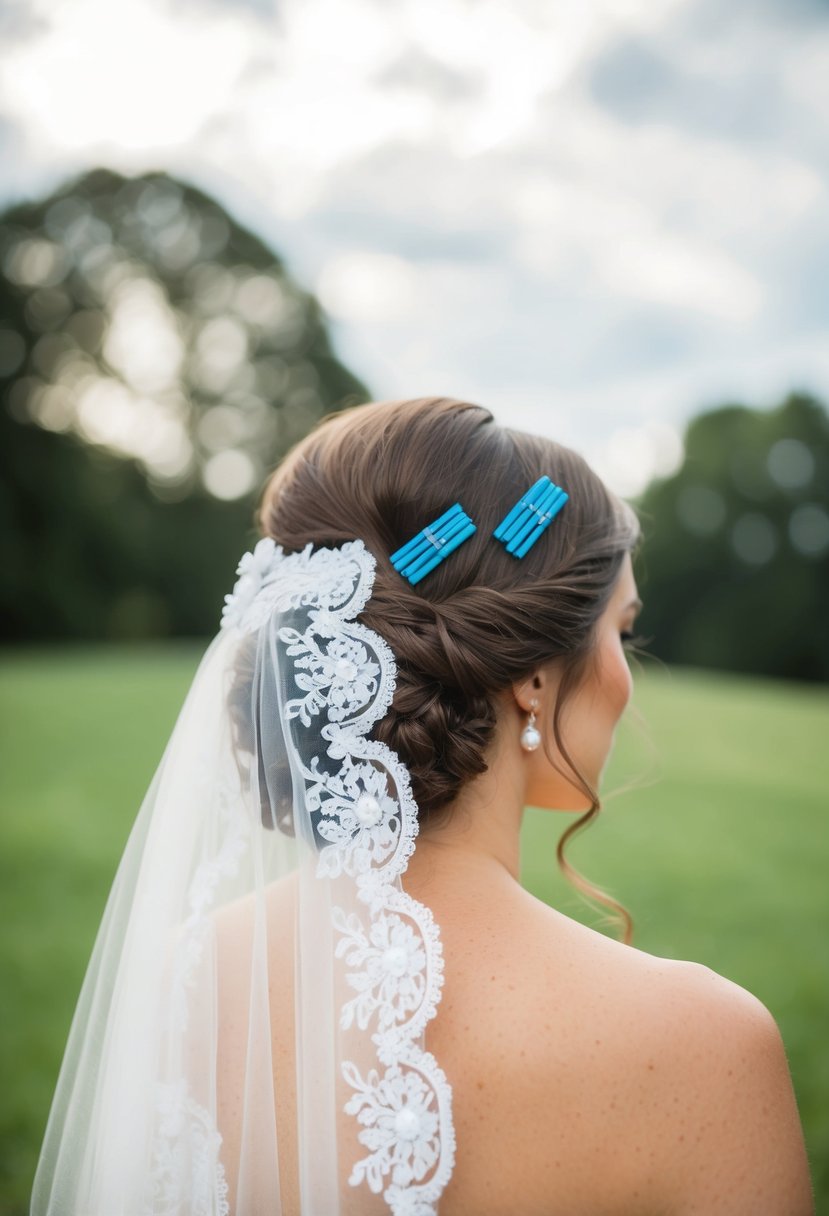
[1,0,828,494]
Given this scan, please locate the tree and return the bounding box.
[0,168,370,639]
[632,393,829,682]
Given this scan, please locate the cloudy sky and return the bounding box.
[1,0,828,494]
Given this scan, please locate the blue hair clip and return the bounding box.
[389,503,477,585]
[493,475,568,557]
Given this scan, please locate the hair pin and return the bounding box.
[493,475,568,557]
[389,503,477,585]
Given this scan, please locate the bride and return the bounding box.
[32,396,813,1215]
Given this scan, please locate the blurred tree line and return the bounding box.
[1,169,827,680]
[633,393,828,683]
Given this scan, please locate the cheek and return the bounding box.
[599,640,633,721]
[610,650,633,715]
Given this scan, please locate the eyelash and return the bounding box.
[620,631,645,650]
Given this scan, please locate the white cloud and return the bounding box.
[0,0,253,153]
[317,251,418,324]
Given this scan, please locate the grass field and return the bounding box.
[1,645,827,1214]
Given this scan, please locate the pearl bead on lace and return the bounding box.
[382,945,408,976]
[335,657,358,680]
[394,1107,421,1141]
[354,793,382,826]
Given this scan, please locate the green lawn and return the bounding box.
[1,646,827,1214]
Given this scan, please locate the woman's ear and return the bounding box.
[511,664,557,716]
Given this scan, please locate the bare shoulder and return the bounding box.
[435,885,813,1216]
[521,901,814,1215]
[638,956,815,1214]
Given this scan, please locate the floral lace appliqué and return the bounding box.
[333,907,427,1032]
[342,1058,440,1191]
[308,753,402,878]
[280,624,381,726]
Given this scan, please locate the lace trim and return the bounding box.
[152,1081,231,1216]
[152,770,246,1212]
[222,537,456,1216]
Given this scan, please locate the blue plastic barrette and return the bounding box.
[493,475,568,557]
[389,503,477,585]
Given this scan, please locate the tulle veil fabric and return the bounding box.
[31,537,455,1216]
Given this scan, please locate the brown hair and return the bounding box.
[253,397,641,942]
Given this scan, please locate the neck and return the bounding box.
[405,724,528,886]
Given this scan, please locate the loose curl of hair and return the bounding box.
[247,397,641,943]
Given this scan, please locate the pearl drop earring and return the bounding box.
[520,699,541,752]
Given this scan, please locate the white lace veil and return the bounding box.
[31,536,455,1216]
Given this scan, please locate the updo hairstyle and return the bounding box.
[248,397,641,939]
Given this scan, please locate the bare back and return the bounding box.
[215,859,813,1216]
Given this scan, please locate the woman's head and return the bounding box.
[511,547,642,815]
[257,396,641,829]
